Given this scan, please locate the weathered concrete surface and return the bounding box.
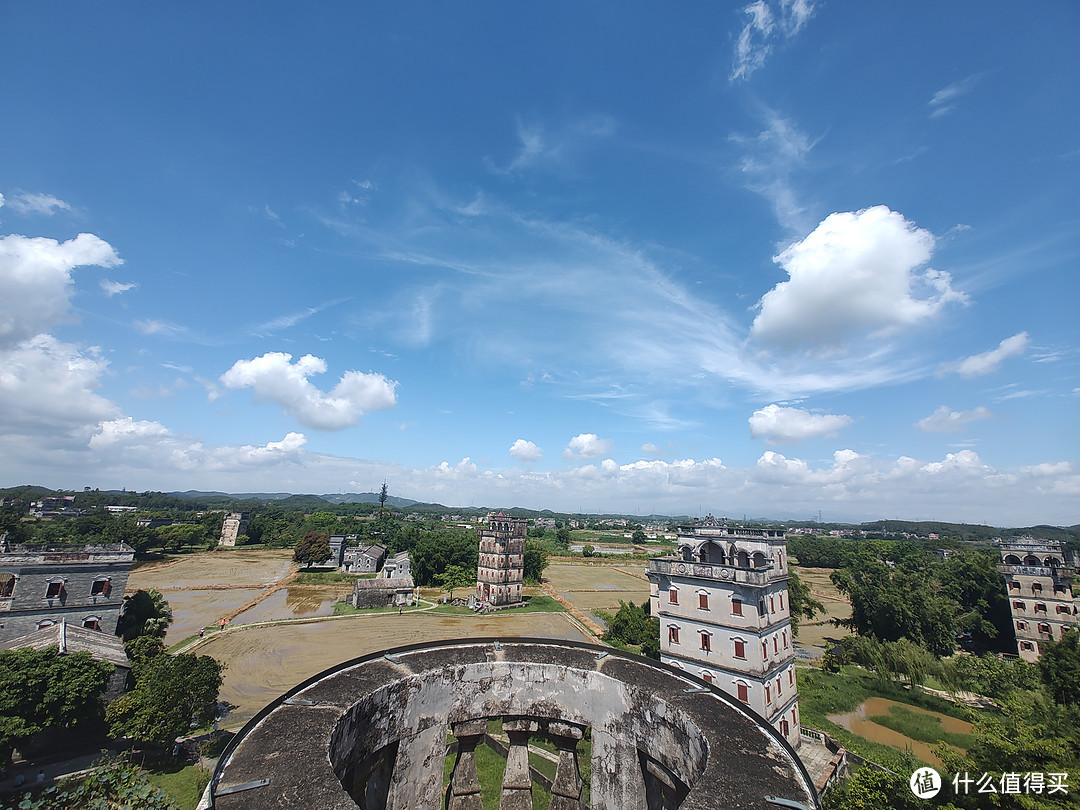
[209,639,819,810]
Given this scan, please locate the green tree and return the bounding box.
[107,652,224,746]
[787,570,825,637]
[1038,628,1080,706]
[156,523,206,553]
[605,601,648,646]
[408,530,478,586]
[554,527,571,549]
[8,756,179,810]
[116,589,173,642]
[632,529,647,544]
[582,545,595,558]
[822,764,921,810]
[0,647,112,766]
[293,531,331,568]
[523,540,549,584]
[435,565,473,600]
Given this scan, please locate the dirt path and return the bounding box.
[540,582,605,637]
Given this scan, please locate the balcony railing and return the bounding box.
[204,639,818,810]
[998,565,1070,579]
[648,558,776,586]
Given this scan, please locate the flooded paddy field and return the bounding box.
[792,566,851,656]
[231,585,346,624]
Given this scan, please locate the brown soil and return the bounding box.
[198,612,594,726]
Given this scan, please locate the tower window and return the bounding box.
[700,633,711,653]
[45,580,64,599]
[698,592,709,610]
[669,588,678,605]
[733,639,745,659]
[731,598,743,616]
[737,683,748,703]
[669,626,680,644]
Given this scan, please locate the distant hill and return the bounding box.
[320,492,419,507]
[167,490,296,501]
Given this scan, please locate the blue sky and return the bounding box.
[1,2,1077,524]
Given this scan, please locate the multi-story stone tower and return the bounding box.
[219,512,249,547]
[998,537,1078,662]
[476,513,525,607]
[648,515,800,748]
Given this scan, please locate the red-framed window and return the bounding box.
[731,598,743,616]
[700,633,711,653]
[669,626,680,644]
[698,592,709,610]
[737,683,748,703]
[669,588,679,604]
[733,639,745,659]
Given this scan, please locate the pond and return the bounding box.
[827,696,974,768]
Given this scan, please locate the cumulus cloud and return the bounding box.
[219,351,398,430]
[751,206,967,351]
[916,405,992,433]
[733,0,814,81]
[748,404,852,444]
[509,439,543,462]
[563,433,613,460]
[0,232,122,347]
[100,279,136,297]
[0,335,118,431]
[4,192,72,216]
[87,419,308,471]
[946,332,1029,378]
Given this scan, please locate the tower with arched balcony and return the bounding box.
[476,513,526,607]
[647,515,800,749]
[997,537,1078,662]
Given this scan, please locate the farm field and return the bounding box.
[127,550,295,590]
[200,612,593,726]
[791,565,851,655]
[544,563,651,623]
[231,585,346,624]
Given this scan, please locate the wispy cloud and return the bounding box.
[3,191,72,216]
[916,405,992,433]
[730,108,816,231]
[943,331,1029,378]
[250,299,347,337]
[100,279,136,297]
[489,115,617,175]
[929,73,985,118]
[732,0,815,82]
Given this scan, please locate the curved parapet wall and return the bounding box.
[206,638,819,810]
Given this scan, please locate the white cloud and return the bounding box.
[493,115,617,175]
[89,417,171,448]
[0,232,122,347]
[929,73,984,118]
[731,110,814,231]
[751,206,967,350]
[749,404,852,444]
[916,405,992,433]
[946,332,1029,378]
[733,0,815,81]
[509,439,543,462]
[219,351,398,430]
[4,192,72,216]
[0,334,118,431]
[100,279,136,297]
[563,433,613,460]
[641,443,663,457]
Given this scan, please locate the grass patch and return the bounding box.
[867,705,975,750]
[168,627,218,652]
[430,603,476,615]
[505,595,565,613]
[331,600,423,615]
[144,762,211,810]
[295,569,371,585]
[796,666,979,769]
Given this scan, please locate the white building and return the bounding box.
[998,537,1079,662]
[648,515,800,749]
